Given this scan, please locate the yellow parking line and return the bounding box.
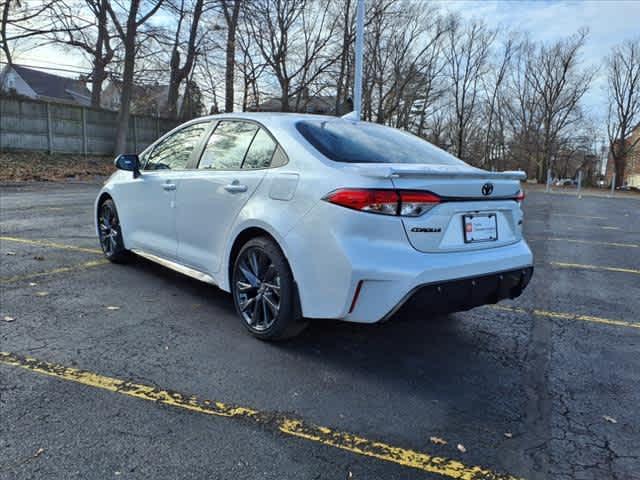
[490,305,640,330]
[550,261,640,276]
[0,259,108,284]
[551,213,607,220]
[0,236,101,255]
[0,351,522,480]
[527,237,639,249]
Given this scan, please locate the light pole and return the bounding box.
[353,0,365,120]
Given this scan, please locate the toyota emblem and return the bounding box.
[482,183,494,196]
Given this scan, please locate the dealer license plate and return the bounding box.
[463,213,497,243]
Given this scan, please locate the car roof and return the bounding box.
[193,112,335,129]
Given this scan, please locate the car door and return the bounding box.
[175,120,281,275]
[118,121,210,260]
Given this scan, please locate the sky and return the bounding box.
[8,0,640,122]
[440,0,640,123]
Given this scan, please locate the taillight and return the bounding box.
[515,190,525,203]
[323,188,440,216]
[398,191,441,217]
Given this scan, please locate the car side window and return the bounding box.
[243,128,277,169]
[145,123,208,171]
[270,146,288,168]
[198,121,258,169]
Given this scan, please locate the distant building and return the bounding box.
[101,81,181,117]
[249,89,351,115]
[0,64,91,106]
[606,123,640,187]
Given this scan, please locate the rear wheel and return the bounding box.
[98,198,130,263]
[232,237,307,340]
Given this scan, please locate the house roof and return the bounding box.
[12,65,91,105]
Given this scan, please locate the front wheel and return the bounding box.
[98,198,130,263]
[232,237,307,340]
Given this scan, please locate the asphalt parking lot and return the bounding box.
[1,182,639,480]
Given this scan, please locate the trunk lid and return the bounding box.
[348,163,525,253]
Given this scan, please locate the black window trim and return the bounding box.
[194,118,288,171]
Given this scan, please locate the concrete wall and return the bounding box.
[0,96,180,156]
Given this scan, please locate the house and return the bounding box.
[102,81,179,117]
[606,123,640,188]
[249,89,351,115]
[0,64,91,106]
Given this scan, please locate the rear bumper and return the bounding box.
[382,266,534,321]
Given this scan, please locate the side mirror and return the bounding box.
[114,154,140,178]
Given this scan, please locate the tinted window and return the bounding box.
[296,120,466,165]
[145,123,208,170]
[199,121,258,169]
[243,128,277,169]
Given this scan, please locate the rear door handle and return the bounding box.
[224,183,248,193]
[162,183,176,191]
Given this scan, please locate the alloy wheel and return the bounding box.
[235,248,281,331]
[98,202,121,256]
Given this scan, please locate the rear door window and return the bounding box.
[198,121,258,169]
[242,128,277,169]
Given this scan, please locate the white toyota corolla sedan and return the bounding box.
[95,113,533,339]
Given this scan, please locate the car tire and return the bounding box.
[232,237,307,340]
[98,198,130,263]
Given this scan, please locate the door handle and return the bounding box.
[224,183,248,193]
[162,183,176,191]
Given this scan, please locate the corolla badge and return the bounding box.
[482,183,494,196]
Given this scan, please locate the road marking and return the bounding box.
[550,261,640,276]
[490,305,640,330]
[0,351,522,480]
[0,259,108,284]
[550,213,607,220]
[527,237,639,249]
[525,221,622,231]
[0,236,101,255]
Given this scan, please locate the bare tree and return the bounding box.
[1,0,60,66]
[245,0,339,112]
[219,0,243,112]
[481,35,515,169]
[165,0,206,118]
[606,39,640,187]
[44,0,116,107]
[107,0,165,154]
[526,30,593,181]
[444,17,495,160]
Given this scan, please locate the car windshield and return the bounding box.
[296,120,466,165]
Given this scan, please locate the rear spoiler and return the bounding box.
[350,165,527,181]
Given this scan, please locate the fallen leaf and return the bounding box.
[33,255,45,261]
[457,443,466,453]
[6,251,16,256]
[504,432,513,439]
[603,415,617,424]
[35,291,49,297]
[106,306,120,310]
[430,436,447,445]
[3,316,15,322]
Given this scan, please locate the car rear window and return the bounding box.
[296,120,465,165]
